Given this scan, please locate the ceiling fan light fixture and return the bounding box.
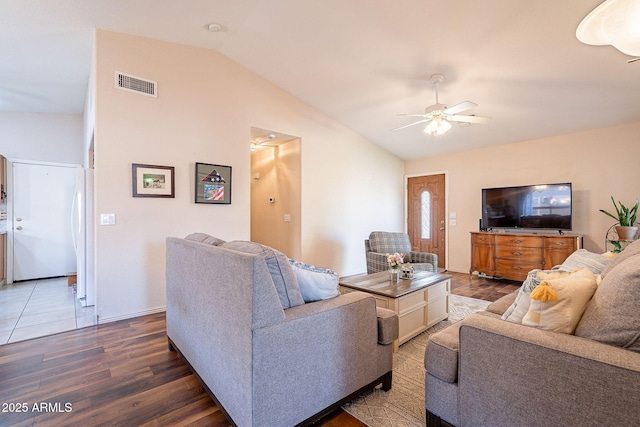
[424,117,452,136]
[576,0,640,56]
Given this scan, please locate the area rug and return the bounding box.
[342,294,491,426]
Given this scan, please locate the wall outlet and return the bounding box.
[284,214,291,222]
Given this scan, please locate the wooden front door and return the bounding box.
[407,174,446,269]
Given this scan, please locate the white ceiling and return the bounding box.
[1,0,639,160]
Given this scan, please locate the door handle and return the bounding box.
[16,217,22,222]
[439,227,445,231]
[16,226,23,230]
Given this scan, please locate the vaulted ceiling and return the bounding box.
[1,0,638,159]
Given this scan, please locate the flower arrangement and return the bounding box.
[386,252,405,269]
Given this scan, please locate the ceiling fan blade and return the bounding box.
[390,119,429,131]
[447,114,491,124]
[397,113,429,118]
[443,101,477,115]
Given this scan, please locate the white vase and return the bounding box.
[389,268,400,282]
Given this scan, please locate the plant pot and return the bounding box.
[616,225,638,241]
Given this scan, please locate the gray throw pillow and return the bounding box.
[575,254,640,352]
[221,241,304,309]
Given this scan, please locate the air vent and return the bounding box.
[115,72,157,98]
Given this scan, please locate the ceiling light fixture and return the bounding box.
[423,116,452,136]
[576,0,640,57]
[207,23,223,32]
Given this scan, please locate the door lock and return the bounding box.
[16,226,23,230]
[16,217,22,222]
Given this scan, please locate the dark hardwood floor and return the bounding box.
[0,272,519,426]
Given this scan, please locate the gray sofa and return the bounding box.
[425,241,640,427]
[166,235,398,427]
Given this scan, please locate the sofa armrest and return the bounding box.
[251,291,393,422]
[366,251,389,274]
[409,251,437,269]
[376,307,398,345]
[457,314,640,426]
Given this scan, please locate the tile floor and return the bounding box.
[0,277,96,345]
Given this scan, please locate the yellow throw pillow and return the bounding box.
[522,268,598,334]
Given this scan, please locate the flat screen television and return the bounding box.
[482,183,572,231]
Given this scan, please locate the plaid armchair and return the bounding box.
[365,231,438,274]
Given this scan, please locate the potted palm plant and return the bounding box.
[600,196,639,241]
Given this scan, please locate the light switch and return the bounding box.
[284,214,291,222]
[449,219,457,226]
[100,213,116,226]
[449,212,457,219]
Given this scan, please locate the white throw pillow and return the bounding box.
[522,268,598,334]
[289,260,339,302]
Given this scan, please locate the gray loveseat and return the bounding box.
[425,241,640,426]
[166,235,398,427]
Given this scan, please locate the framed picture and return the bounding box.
[195,162,232,204]
[132,163,175,198]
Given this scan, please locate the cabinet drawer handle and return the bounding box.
[510,251,523,256]
[511,266,523,270]
[551,241,566,246]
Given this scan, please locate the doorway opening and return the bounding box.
[406,172,447,271]
[250,127,301,259]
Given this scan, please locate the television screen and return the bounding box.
[482,183,572,231]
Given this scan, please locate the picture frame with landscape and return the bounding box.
[132,163,175,198]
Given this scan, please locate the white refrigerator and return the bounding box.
[73,168,95,307]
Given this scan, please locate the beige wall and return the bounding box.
[251,138,301,258]
[93,30,403,322]
[405,121,640,274]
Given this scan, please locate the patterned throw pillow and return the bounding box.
[501,269,564,323]
[556,249,613,274]
[289,260,339,302]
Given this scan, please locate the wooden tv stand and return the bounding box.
[470,232,583,281]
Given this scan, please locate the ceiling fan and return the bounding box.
[392,74,491,135]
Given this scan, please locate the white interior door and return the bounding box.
[12,162,77,281]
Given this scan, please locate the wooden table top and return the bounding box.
[339,270,452,299]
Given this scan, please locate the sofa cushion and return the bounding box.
[522,268,598,334]
[288,259,339,302]
[575,255,640,351]
[486,291,518,316]
[556,249,613,274]
[221,241,304,309]
[368,231,411,254]
[185,232,225,246]
[501,269,564,323]
[601,239,640,278]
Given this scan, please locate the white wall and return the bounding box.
[94,30,403,322]
[405,121,640,274]
[0,112,83,164]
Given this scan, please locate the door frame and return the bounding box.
[5,158,81,284]
[404,170,449,271]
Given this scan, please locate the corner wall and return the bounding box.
[404,121,640,274]
[94,30,403,322]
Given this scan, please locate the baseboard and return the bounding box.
[97,307,166,324]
